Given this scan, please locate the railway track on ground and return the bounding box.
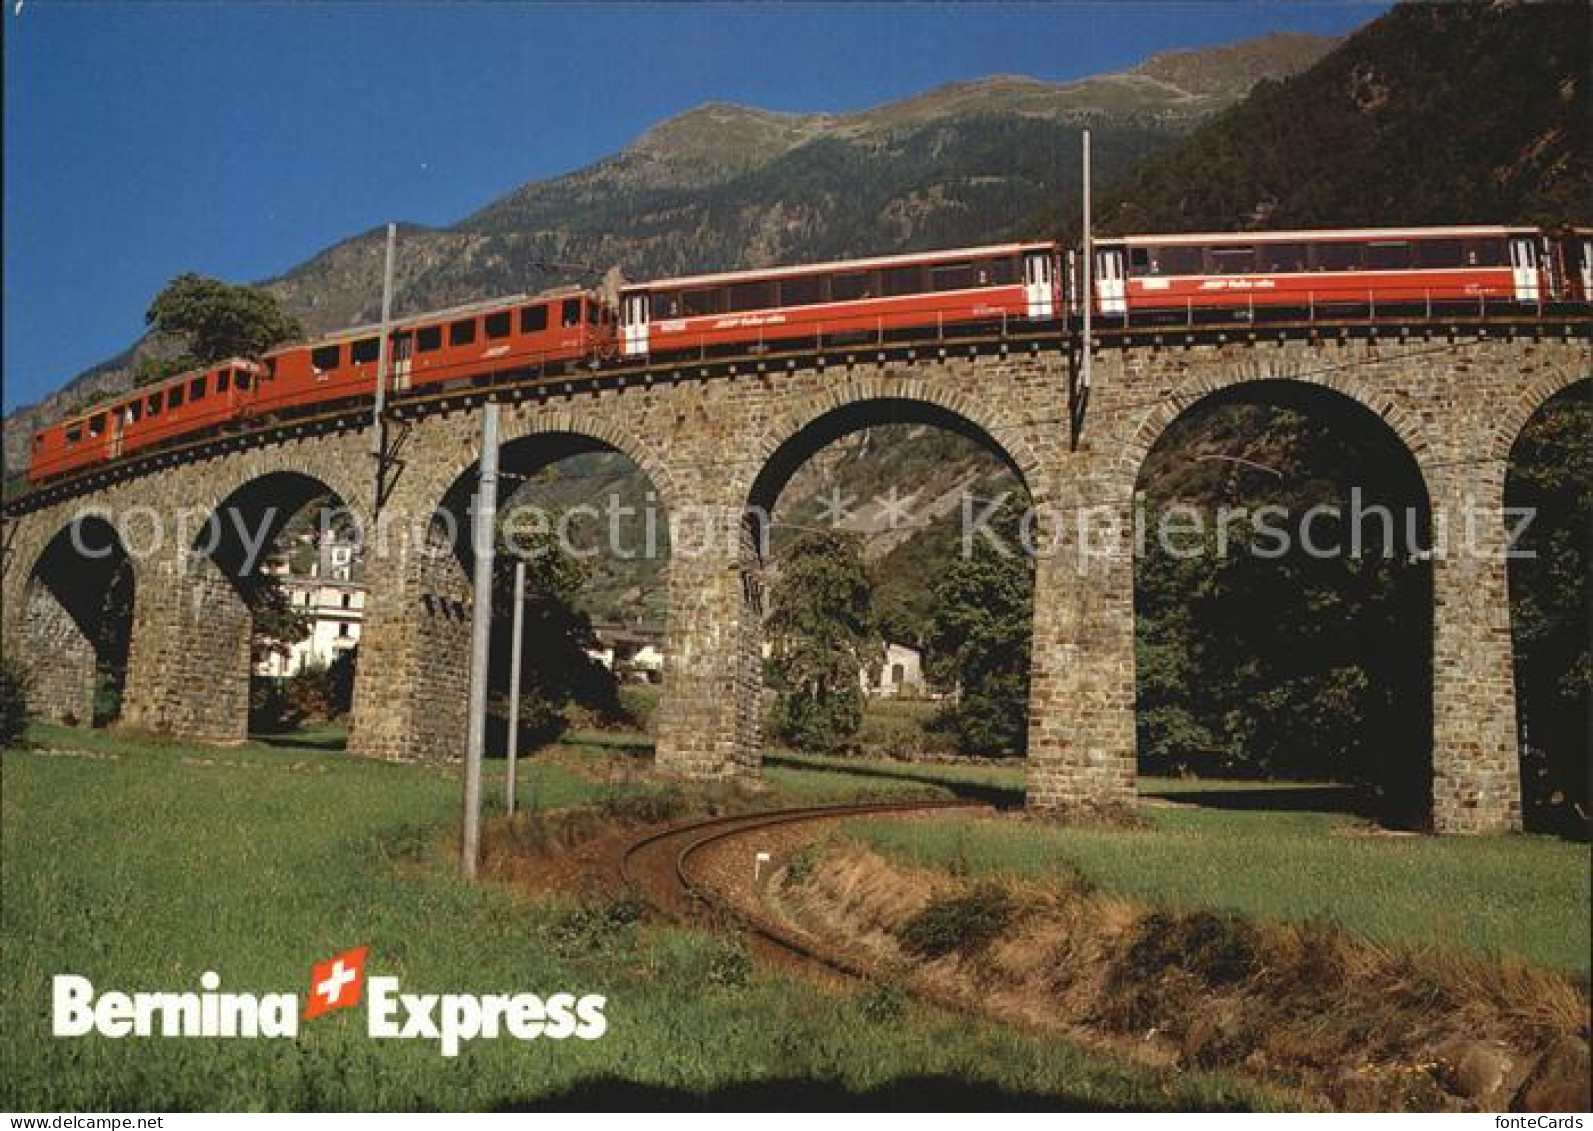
[618,798,987,979]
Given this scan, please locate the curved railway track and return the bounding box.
[619,798,987,979]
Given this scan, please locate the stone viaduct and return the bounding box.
[4,319,1588,833]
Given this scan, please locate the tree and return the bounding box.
[765,531,879,752]
[139,273,301,383]
[1507,389,1592,836]
[925,499,1034,756]
[488,527,620,750]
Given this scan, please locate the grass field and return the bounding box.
[844,804,1591,975]
[1,724,1273,1111]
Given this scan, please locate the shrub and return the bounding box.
[1119,910,1262,989]
[0,658,33,748]
[898,883,1015,959]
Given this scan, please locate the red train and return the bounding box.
[29,289,612,483]
[1085,225,1581,322]
[617,241,1061,359]
[26,225,1591,486]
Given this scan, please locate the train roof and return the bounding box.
[44,357,262,432]
[627,241,1058,292]
[1102,225,1540,246]
[269,286,593,353]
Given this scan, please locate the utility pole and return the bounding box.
[505,557,527,815]
[370,222,398,513]
[460,401,501,880]
[1081,128,1093,393]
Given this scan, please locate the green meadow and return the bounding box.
[1,725,1272,1111]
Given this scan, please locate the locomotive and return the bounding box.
[26,224,1591,486]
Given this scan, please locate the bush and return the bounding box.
[1119,910,1262,989]
[0,658,33,748]
[248,675,304,733]
[898,883,1015,959]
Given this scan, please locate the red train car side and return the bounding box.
[27,291,612,485]
[252,290,612,420]
[27,359,263,485]
[1087,226,1552,321]
[617,242,1062,360]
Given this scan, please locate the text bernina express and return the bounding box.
[52,973,607,1057]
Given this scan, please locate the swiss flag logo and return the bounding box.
[303,946,368,1020]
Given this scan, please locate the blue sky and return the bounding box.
[3,1,1385,411]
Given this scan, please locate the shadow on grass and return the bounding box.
[1141,782,1367,816]
[764,754,1024,810]
[502,1074,1253,1112]
[250,730,348,753]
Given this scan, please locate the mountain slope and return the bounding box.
[3,31,1334,475]
[1090,1,1591,233]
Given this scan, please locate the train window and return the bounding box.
[1155,246,1199,275]
[519,305,548,334]
[779,275,823,306]
[167,385,184,409]
[1127,249,1152,277]
[312,344,342,372]
[728,281,774,312]
[66,425,82,444]
[417,325,442,352]
[1418,240,1465,269]
[831,272,872,302]
[147,394,162,416]
[1465,239,1506,267]
[561,299,582,327]
[235,369,251,391]
[680,289,720,318]
[1315,242,1361,271]
[450,319,477,346]
[930,262,977,290]
[587,300,601,325]
[1209,246,1256,274]
[190,376,208,400]
[89,414,106,437]
[217,369,231,393]
[1365,241,1412,270]
[351,337,380,364]
[986,257,1019,285]
[484,311,512,339]
[125,401,142,424]
[1260,244,1308,273]
[882,265,922,296]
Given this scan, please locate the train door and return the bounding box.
[1508,236,1541,303]
[391,331,413,391]
[1023,250,1055,319]
[1575,235,1593,302]
[1094,248,1127,316]
[621,293,649,357]
[109,408,126,459]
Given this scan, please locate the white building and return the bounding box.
[255,533,365,677]
[863,642,926,698]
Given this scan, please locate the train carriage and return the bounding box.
[618,242,1062,360]
[27,359,263,484]
[253,289,612,419]
[1087,226,1553,322]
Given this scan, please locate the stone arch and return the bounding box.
[722,388,1041,775]
[744,373,1049,513]
[17,514,137,728]
[1125,375,1438,825]
[1487,368,1591,471]
[1119,367,1436,502]
[119,468,364,744]
[350,412,676,765]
